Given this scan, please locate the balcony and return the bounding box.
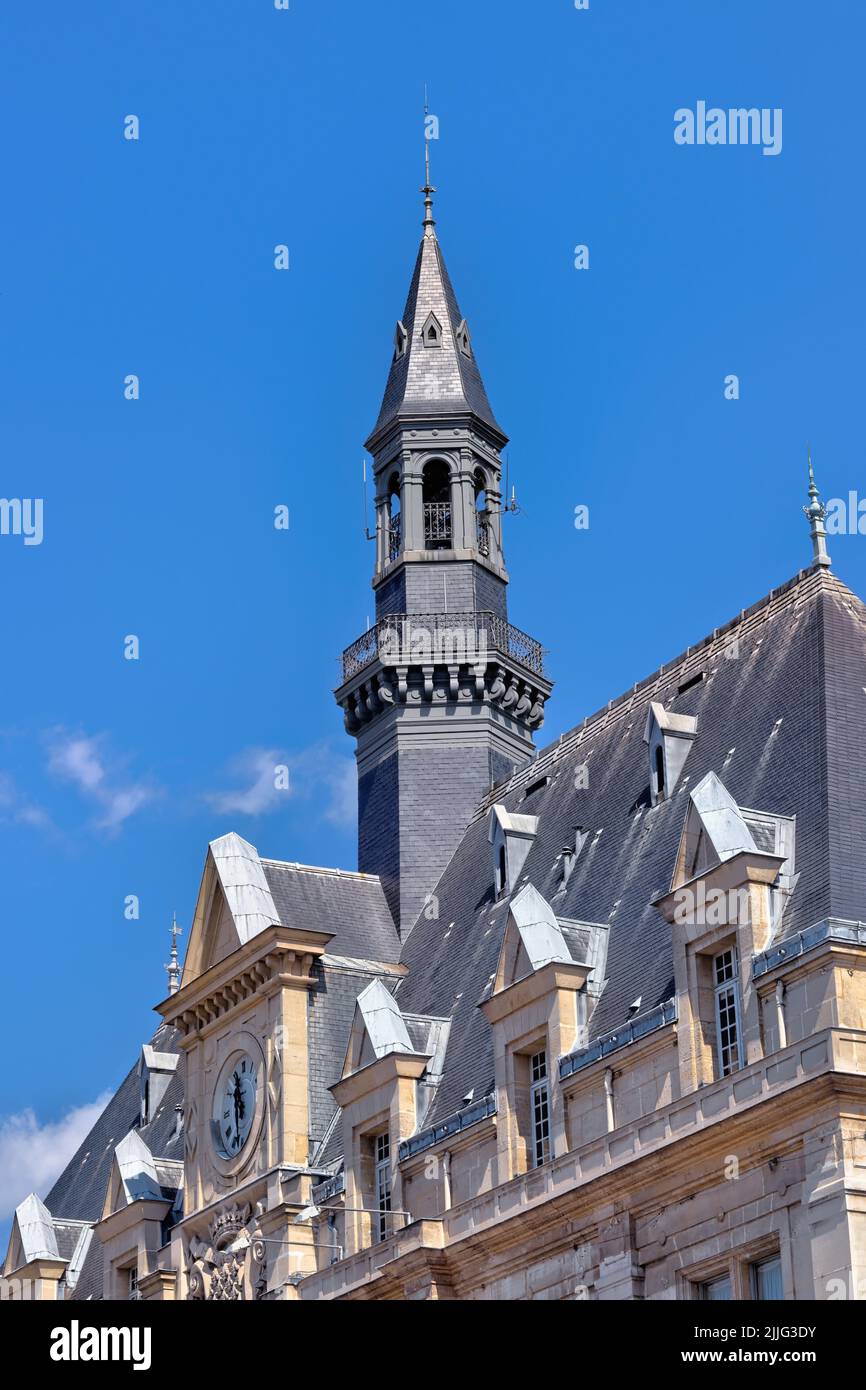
[423,501,452,549]
[339,611,546,685]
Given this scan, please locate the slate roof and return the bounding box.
[391,565,866,1124]
[262,860,401,963]
[369,221,504,443]
[44,1022,183,1225]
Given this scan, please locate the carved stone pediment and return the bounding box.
[186,1203,268,1301]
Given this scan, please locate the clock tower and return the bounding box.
[335,180,552,931]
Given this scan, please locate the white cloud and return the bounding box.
[0,1095,111,1226]
[207,743,355,828]
[0,771,52,831]
[46,731,155,832]
[320,756,356,828]
[207,747,288,816]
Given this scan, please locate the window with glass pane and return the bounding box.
[700,1274,732,1301]
[374,1132,392,1242]
[530,1049,550,1167]
[713,948,742,1076]
[752,1256,783,1300]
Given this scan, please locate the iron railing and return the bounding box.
[423,501,452,548]
[340,611,546,684]
[388,513,401,563]
[476,513,491,556]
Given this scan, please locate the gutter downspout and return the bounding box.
[604,1069,615,1133]
[775,980,787,1051]
[442,1150,453,1211]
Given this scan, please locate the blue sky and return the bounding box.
[1,0,864,1225]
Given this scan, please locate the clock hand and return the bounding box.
[232,1072,243,1144]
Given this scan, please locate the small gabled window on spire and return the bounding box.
[456,318,472,357]
[393,320,408,362]
[422,311,443,347]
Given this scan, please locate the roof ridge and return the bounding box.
[471,566,856,819]
[260,858,382,882]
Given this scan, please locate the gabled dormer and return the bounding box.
[488,804,539,898]
[342,978,417,1075]
[482,885,590,1180]
[97,1132,180,1300]
[2,1193,69,1298]
[332,980,433,1256]
[655,771,791,1094]
[139,1045,179,1127]
[643,701,698,805]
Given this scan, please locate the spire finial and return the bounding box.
[421,85,436,234]
[803,445,831,569]
[164,912,183,996]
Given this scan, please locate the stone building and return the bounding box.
[5,182,866,1304]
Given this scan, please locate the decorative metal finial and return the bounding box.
[803,446,831,569]
[164,912,183,996]
[422,85,435,233]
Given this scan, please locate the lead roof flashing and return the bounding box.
[559,998,678,1080]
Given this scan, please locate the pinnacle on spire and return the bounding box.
[164,912,183,996]
[803,448,831,569]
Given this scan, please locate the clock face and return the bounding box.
[212,1051,259,1160]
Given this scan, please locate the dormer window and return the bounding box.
[497,844,507,897]
[393,320,408,361]
[644,702,698,807]
[654,744,666,802]
[456,317,472,356]
[138,1046,179,1128]
[422,311,443,347]
[488,804,539,898]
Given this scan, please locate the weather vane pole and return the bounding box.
[422,84,435,232]
[803,446,831,569]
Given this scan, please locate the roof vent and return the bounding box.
[677,671,704,695]
[560,827,589,888]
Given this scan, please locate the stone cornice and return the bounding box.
[481,960,590,1026]
[96,1198,172,1244]
[330,1051,431,1109]
[157,923,332,1041]
[654,849,786,926]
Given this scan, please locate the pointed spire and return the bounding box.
[366,149,505,447]
[164,912,183,995]
[803,447,831,569]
